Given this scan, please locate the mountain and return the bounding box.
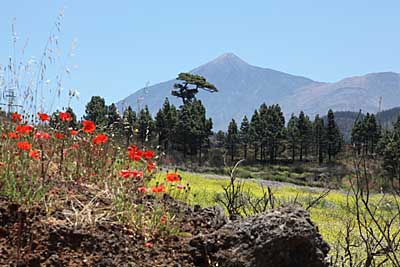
[323,107,400,143]
[117,53,400,131]
[376,106,400,129]
[286,72,400,117]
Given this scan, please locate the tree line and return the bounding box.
[32,72,400,185]
[224,106,343,164]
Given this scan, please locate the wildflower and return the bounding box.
[160,214,168,224]
[131,170,144,179]
[147,161,156,172]
[11,112,22,122]
[55,132,64,139]
[37,112,50,122]
[151,184,165,193]
[8,132,19,139]
[15,125,34,135]
[138,186,147,193]
[29,149,40,160]
[0,162,5,168]
[17,141,32,151]
[128,145,143,161]
[93,134,108,145]
[166,173,180,182]
[35,131,50,139]
[70,129,78,136]
[59,112,72,122]
[144,242,153,248]
[143,150,155,159]
[82,120,96,133]
[119,169,131,179]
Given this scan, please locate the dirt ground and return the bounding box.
[0,182,225,267]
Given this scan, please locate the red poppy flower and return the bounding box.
[35,131,50,139]
[82,120,96,133]
[17,141,32,151]
[70,129,78,136]
[166,173,180,182]
[143,150,155,159]
[119,169,131,179]
[128,145,138,151]
[59,112,72,122]
[37,112,50,122]
[147,161,156,172]
[15,125,34,135]
[11,112,22,122]
[138,186,147,193]
[128,145,143,161]
[8,132,19,139]
[29,149,40,160]
[150,184,165,193]
[55,132,64,139]
[93,134,108,145]
[131,170,144,179]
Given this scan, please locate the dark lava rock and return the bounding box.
[189,206,330,267]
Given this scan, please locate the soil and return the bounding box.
[0,181,226,267]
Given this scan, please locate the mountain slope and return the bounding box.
[117,53,318,130]
[286,72,400,117]
[117,53,400,131]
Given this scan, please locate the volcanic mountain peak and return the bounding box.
[117,54,400,130]
[208,52,249,65]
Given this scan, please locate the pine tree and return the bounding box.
[257,103,269,162]
[106,103,121,136]
[265,104,285,162]
[174,100,212,162]
[365,113,380,154]
[313,115,325,164]
[287,114,299,162]
[379,117,400,185]
[297,111,312,161]
[175,103,192,158]
[155,98,177,151]
[172,73,218,105]
[122,106,137,146]
[137,106,154,146]
[84,96,108,127]
[351,113,381,156]
[191,100,212,163]
[249,110,260,161]
[215,130,226,148]
[226,119,239,162]
[351,116,365,155]
[326,109,343,161]
[239,116,250,160]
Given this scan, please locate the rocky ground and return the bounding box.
[0,181,329,267]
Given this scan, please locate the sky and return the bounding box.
[0,0,399,116]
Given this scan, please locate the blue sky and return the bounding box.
[0,0,399,116]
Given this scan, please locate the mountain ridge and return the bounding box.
[117,53,400,130]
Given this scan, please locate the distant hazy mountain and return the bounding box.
[286,72,400,117]
[324,107,400,142]
[117,53,400,130]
